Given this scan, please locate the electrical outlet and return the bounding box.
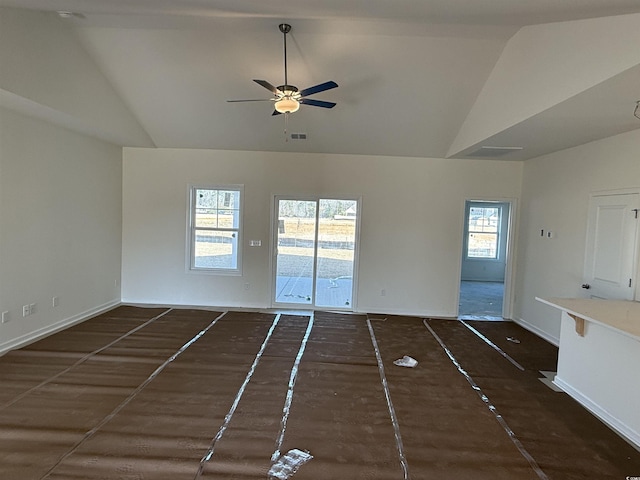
[244,283,250,291]
[1,311,9,324]
[23,305,30,317]
[29,303,37,315]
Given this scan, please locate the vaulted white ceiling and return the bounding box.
[2,0,640,160]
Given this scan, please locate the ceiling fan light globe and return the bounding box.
[275,98,300,114]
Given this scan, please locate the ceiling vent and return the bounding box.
[290,133,307,140]
[467,146,523,158]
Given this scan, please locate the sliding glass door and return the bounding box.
[273,197,358,309]
[273,199,317,305]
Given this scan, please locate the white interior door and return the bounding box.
[583,192,639,300]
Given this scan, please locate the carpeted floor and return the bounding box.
[0,306,638,479]
[459,280,504,317]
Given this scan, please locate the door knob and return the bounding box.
[581,284,591,289]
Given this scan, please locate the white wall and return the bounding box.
[0,7,153,148]
[122,148,522,317]
[514,129,640,344]
[0,108,123,353]
[449,13,640,156]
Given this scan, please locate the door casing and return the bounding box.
[270,195,361,310]
[457,197,518,319]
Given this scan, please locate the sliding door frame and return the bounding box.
[269,194,361,311]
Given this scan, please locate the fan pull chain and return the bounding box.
[284,112,289,142]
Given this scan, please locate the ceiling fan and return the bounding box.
[227,23,338,116]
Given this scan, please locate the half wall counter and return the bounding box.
[537,297,640,450]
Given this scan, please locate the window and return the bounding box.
[189,186,242,273]
[466,205,500,259]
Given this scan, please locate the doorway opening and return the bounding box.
[272,197,359,310]
[459,200,511,319]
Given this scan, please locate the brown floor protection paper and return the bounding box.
[0,307,639,479]
[0,306,169,408]
[427,317,640,479]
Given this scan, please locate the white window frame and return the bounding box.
[187,184,243,275]
[464,202,502,261]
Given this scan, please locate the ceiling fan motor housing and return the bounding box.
[277,85,299,96]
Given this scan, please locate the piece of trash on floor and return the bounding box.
[506,337,521,344]
[393,355,418,368]
[268,449,313,480]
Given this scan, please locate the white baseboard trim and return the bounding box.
[354,307,455,319]
[0,300,121,356]
[554,376,640,451]
[513,316,559,347]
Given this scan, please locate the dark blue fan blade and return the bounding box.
[299,81,338,98]
[272,110,282,116]
[254,79,280,95]
[300,98,336,109]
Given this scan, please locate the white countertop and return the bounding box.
[537,297,640,341]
